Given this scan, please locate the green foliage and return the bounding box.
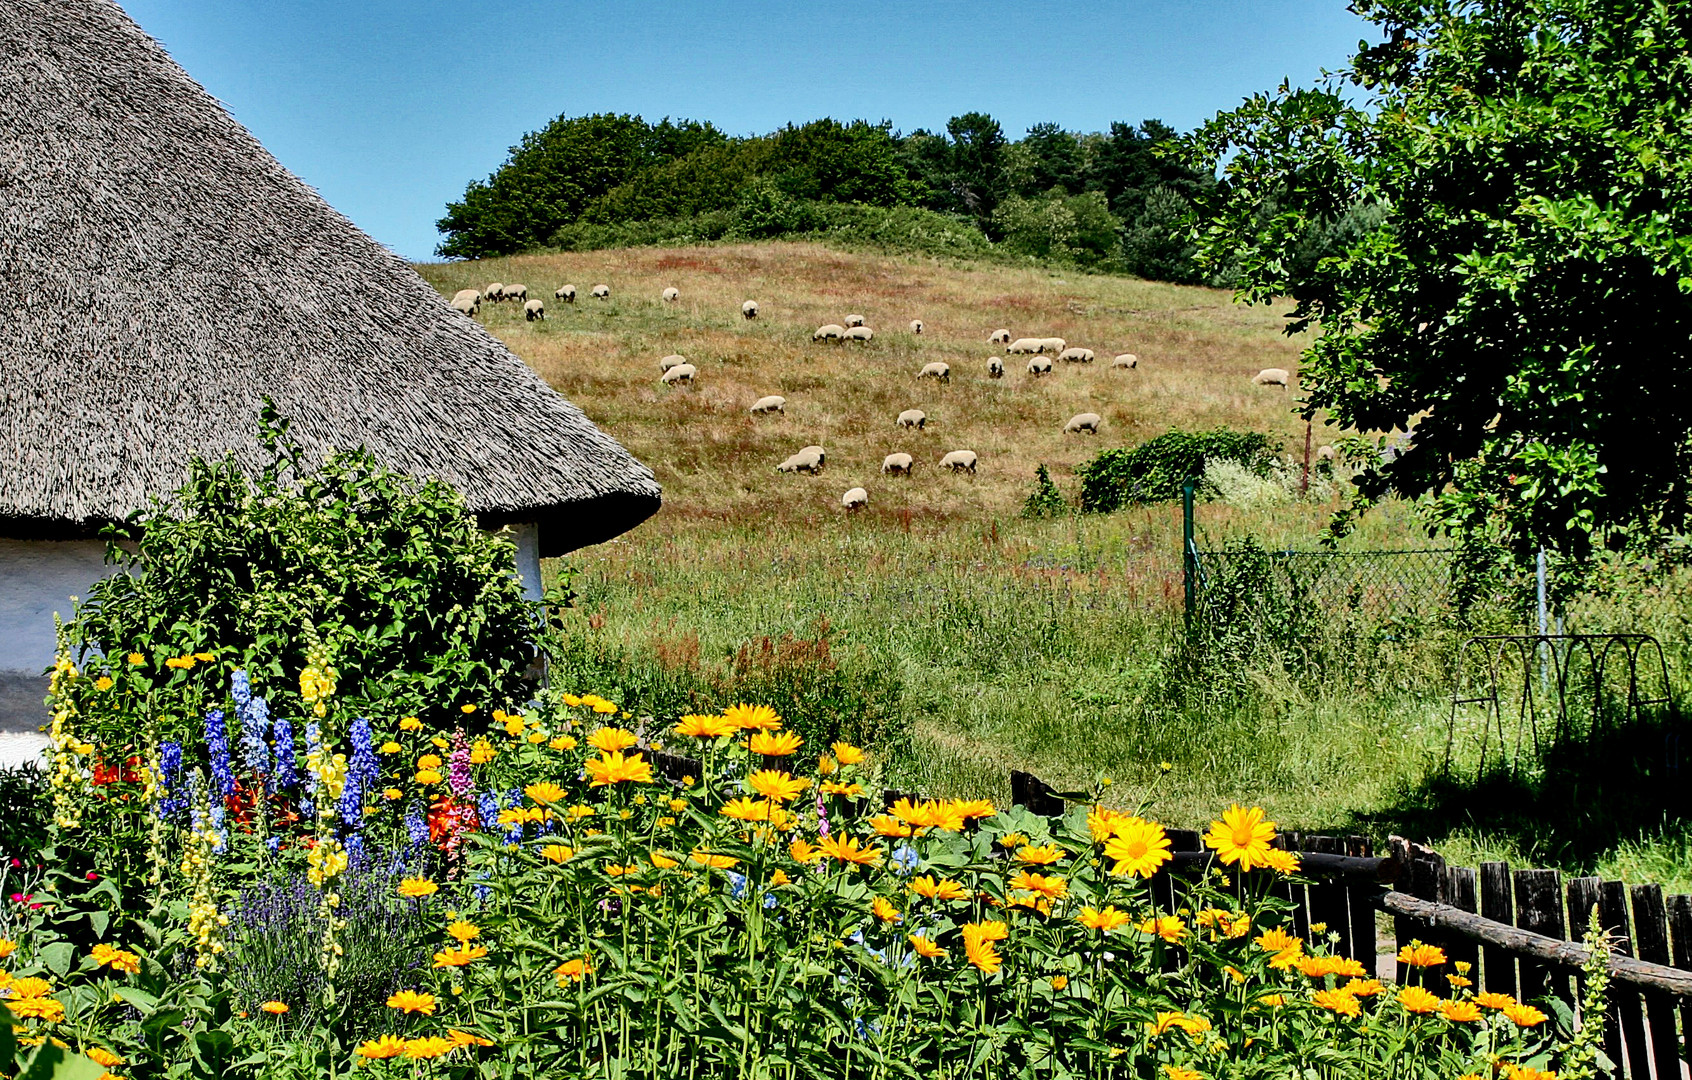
[0,763,51,860]
[1190,0,1692,562]
[1076,428,1278,513]
[547,618,908,754]
[1020,464,1070,519]
[1121,186,1205,284]
[63,405,539,740]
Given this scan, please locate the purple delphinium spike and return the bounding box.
[337,769,364,832]
[232,670,269,778]
[271,714,297,790]
[476,791,499,834]
[405,804,428,849]
[447,729,473,797]
[205,708,235,797]
[348,717,379,793]
[156,740,187,816]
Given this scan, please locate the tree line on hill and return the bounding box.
[435,112,1366,284]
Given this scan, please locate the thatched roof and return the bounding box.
[0,0,659,555]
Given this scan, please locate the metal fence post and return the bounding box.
[1183,480,1196,632]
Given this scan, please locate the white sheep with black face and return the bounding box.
[917,362,950,383]
[939,449,978,475]
[591,284,610,299]
[504,283,528,303]
[988,329,1011,344]
[986,358,1004,379]
[485,282,504,302]
[776,445,826,474]
[1007,338,1040,354]
[660,363,697,386]
[1112,353,1138,369]
[662,287,679,303]
[882,452,914,476]
[659,354,687,372]
[1252,367,1290,388]
[909,319,924,335]
[1037,337,1066,354]
[841,487,868,511]
[1058,347,1094,364]
[742,300,759,319]
[450,289,480,316]
[814,324,846,341]
[556,284,577,302]
[1064,412,1102,434]
[750,395,786,415]
[1026,356,1052,376]
[843,314,865,328]
[523,298,545,321]
[843,326,874,342]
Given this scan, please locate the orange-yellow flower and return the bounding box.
[720,796,773,822]
[587,727,637,753]
[789,838,822,863]
[540,844,574,864]
[831,741,865,765]
[869,814,914,837]
[650,851,679,869]
[554,956,593,984]
[1009,869,1068,900]
[908,875,967,901]
[1296,954,1367,979]
[1102,817,1172,878]
[1255,927,1300,953]
[0,939,16,959]
[1397,942,1446,967]
[396,878,438,899]
[748,770,808,803]
[1397,986,1440,1014]
[356,1035,408,1059]
[90,942,141,974]
[386,990,436,1015]
[821,781,865,797]
[1077,905,1131,933]
[259,1001,289,1015]
[1474,991,1517,1010]
[404,1035,456,1060]
[399,716,423,731]
[525,782,565,804]
[724,704,782,730]
[1441,1000,1481,1022]
[872,896,901,922]
[748,730,801,756]
[675,713,737,738]
[817,834,881,866]
[1203,804,1277,871]
[960,921,1006,974]
[1146,1012,1211,1037]
[952,798,995,820]
[1164,1068,1201,1080]
[447,1030,495,1049]
[1137,915,1186,943]
[5,997,64,1022]
[86,1047,125,1067]
[432,944,488,968]
[1262,847,1301,874]
[1313,988,1361,1017]
[447,921,480,943]
[689,850,739,870]
[1016,844,1065,865]
[908,934,944,958]
[1344,978,1385,997]
[586,750,654,786]
[1502,1001,1549,1027]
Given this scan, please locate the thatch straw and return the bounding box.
[0,0,659,554]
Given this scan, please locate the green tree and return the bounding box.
[1191,0,1692,560]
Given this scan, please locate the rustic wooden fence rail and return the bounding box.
[644,751,1690,1078]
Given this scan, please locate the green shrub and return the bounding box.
[1076,428,1278,513]
[0,763,50,860]
[1020,464,1070,518]
[62,405,540,745]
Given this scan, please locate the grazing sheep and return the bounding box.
[842,487,868,512]
[591,284,610,299]
[1006,337,1041,354]
[776,445,826,474]
[523,298,545,321]
[504,284,528,303]
[987,357,1004,379]
[1064,412,1102,435]
[485,283,504,302]
[1252,367,1291,388]
[1027,357,1053,376]
[843,314,865,327]
[909,319,924,335]
[450,289,480,316]
[556,284,577,302]
[742,300,759,319]
[882,452,914,476]
[659,354,687,372]
[1112,353,1138,369]
[1058,347,1095,364]
[1316,444,1337,463]
[988,328,1011,344]
[843,326,874,342]
[661,286,679,303]
[660,363,697,386]
[1037,337,1067,354]
[917,362,950,383]
[750,395,787,415]
[813,324,846,341]
[939,449,978,475]
[897,409,927,430]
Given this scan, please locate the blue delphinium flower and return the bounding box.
[231,670,269,778]
[299,721,322,819]
[504,788,524,841]
[405,804,429,849]
[156,740,187,816]
[477,791,500,833]
[345,834,366,868]
[204,708,235,798]
[348,717,379,793]
[271,714,297,790]
[891,844,921,875]
[337,769,364,832]
[727,871,748,900]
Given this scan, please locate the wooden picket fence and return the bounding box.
[646,754,1692,1077]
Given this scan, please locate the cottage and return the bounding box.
[0,0,660,745]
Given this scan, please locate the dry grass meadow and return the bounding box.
[416,243,1692,887]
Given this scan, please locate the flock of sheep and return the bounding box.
[447,279,1298,513]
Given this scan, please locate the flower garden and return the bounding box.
[0,440,1601,1080]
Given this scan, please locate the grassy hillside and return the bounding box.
[417,243,1692,888]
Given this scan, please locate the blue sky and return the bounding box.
[118,1,1373,262]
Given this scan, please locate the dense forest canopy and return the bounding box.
[436,112,1223,281]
